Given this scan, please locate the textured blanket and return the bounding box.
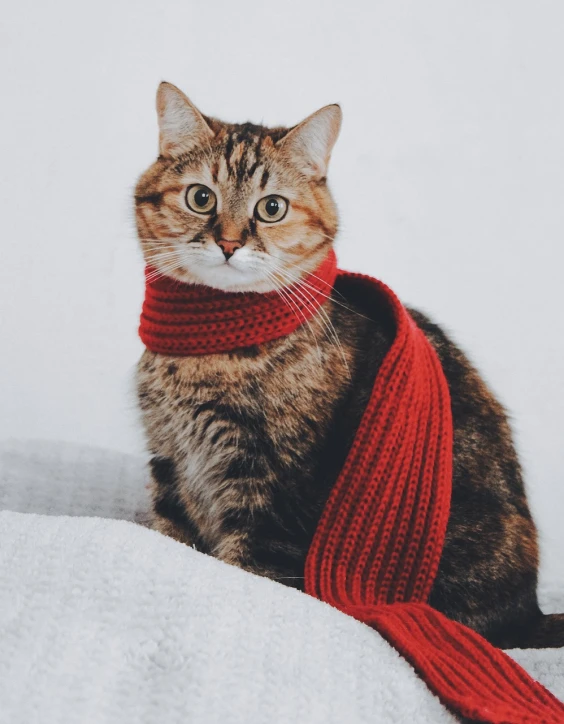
[0,440,563,723]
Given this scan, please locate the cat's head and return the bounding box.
[135,82,341,293]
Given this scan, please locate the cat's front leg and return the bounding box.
[211,501,308,591]
[148,455,208,552]
[151,512,196,548]
[213,537,305,590]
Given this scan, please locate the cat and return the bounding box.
[135,81,564,649]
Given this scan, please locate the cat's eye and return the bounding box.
[186,184,217,214]
[254,195,288,223]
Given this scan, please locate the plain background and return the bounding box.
[1,1,563,582]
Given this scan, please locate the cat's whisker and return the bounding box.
[264,271,323,365]
[268,260,373,323]
[145,260,185,282]
[269,273,334,358]
[145,271,172,283]
[270,285,302,326]
[270,267,351,379]
[280,255,348,302]
[280,280,345,371]
[145,255,183,268]
[145,255,185,269]
[145,260,180,276]
[267,260,362,322]
[264,270,313,329]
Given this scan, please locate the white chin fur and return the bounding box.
[171,247,280,293]
[192,263,278,293]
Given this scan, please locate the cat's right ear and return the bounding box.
[276,104,342,179]
[156,82,214,158]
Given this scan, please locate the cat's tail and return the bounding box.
[503,612,564,649]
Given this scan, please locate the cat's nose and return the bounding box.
[216,239,243,261]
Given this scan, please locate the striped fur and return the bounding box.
[135,83,560,648]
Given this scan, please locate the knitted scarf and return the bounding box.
[140,251,564,722]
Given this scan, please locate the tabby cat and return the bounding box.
[135,81,563,649]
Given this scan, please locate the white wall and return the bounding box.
[1,0,563,581]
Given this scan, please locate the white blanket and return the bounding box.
[0,439,563,723]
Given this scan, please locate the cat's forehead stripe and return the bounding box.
[224,128,264,182]
[170,127,271,184]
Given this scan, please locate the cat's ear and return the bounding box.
[277,104,342,179]
[156,82,214,158]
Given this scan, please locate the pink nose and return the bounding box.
[217,239,243,260]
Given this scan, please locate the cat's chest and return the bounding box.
[137,352,261,531]
[138,350,261,454]
[137,325,357,546]
[137,343,336,489]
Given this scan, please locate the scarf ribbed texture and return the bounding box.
[139,251,564,722]
[139,253,338,355]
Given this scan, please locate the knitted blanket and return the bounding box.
[0,440,563,724]
[140,253,564,721]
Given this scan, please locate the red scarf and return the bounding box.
[140,252,564,722]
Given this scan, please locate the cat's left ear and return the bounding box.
[156,82,214,158]
[277,104,342,179]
